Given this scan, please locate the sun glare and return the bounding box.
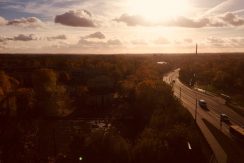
[127,0,190,22]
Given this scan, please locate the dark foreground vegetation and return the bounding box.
[179,54,244,106]
[0,54,209,162]
[203,119,244,163]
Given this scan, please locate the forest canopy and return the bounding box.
[0,54,209,162]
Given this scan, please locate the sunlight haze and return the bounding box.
[0,0,244,53]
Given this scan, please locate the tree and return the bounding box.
[133,128,168,163]
[83,129,130,163]
[0,70,19,94]
[16,88,35,118]
[32,69,73,117]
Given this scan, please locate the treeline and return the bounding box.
[0,54,207,162]
[179,54,244,98]
[0,55,173,118]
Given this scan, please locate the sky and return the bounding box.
[0,0,244,54]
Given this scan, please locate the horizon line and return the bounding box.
[1,52,244,55]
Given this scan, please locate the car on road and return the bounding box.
[198,99,208,110]
[220,113,231,124]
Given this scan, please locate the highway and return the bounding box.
[164,69,244,128]
[163,69,244,163]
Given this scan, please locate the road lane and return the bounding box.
[164,69,244,127]
[174,85,230,136]
[164,69,228,163]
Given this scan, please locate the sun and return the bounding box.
[127,0,190,22]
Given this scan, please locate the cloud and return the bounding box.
[55,10,96,27]
[107,39,122,46]
[131,39,147,45]
[207,37,225,44]
[230,38,244,47]
[86,32,105,39]
[7,17,43,27]
[78,38,100,47]
[203,0,244,16]
[168,14,244,28]
[47,35,67,41]
[114,14,211,28]
[42,37,124,54]
[0,16,7,26]
[173,38,195,45]
[204,36,244,48]
[13,34,37,41]
[154,37,170,44]
[11,34,37,41]
[184,38,193,43]
[0,34,37,42]
[113,14,150,26]
[0,44,5,49]
[78,38,122,48]
[51,0,85,8]
[204,36,241,48]
[114,12,244,28]
[0,0,87,18]
[0,37,7,43]
[168,17,211,28]
[220,12,244,26]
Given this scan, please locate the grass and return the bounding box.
[203,119,244,163]
[232,95,244,107]
[196,84,220,95]
[226,103,244,117]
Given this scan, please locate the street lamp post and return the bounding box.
[220,118,223,130]
[194,44,198,122]
[180,87,182,99]
[195,98,198,122]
